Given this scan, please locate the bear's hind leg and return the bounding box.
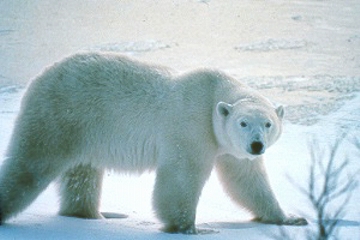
[0,157,61,223]
[58,164,104,219]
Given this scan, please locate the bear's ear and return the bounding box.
[276,105,284,119]
[216,102,233,117]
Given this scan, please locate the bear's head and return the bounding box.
[213,98,284,160]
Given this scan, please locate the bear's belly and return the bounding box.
[77,133,159,173]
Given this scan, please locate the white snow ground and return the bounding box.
[0,0,359,239]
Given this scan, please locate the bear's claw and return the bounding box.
[253,215,308,226]
[281,216,308,226]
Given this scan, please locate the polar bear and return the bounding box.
[0,53,306,233]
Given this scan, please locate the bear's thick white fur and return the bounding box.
[0,53,306,233]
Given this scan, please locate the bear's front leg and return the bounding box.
[152,149,213,234]
[216,155,307,226]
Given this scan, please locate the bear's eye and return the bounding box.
[265,122,272,128]
[240,121,247,127]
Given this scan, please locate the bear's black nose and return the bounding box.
[251,141,264,155]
